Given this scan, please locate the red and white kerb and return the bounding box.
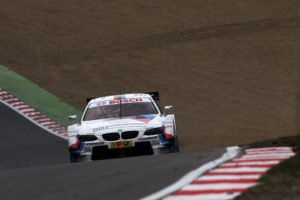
[164,146,295,200]
[0,88,67,139]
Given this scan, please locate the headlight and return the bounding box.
[144,127,164,135]
[78,134,98,141]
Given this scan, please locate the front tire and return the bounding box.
[167,137,180,153]
[69,148,80,162]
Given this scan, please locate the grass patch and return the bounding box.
[0,65,82,126]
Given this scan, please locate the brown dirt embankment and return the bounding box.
[1,0,300,151]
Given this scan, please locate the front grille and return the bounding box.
[102,132,120,141]
[121,131,139,139]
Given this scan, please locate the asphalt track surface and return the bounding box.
[0,102,69,170]
[0,102,225,200]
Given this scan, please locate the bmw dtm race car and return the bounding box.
[67,92,178,162]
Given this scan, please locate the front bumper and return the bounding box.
[69,133,173,161]
[69,142,170,162]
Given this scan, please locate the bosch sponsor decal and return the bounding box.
[89,97,151,108]
[162,147,295,200]
[109,98,143,105]
[0,88,67,139]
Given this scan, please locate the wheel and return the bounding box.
[69,148,80,162]
[167,137,180,153]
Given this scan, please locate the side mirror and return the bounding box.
[68,115,77,121]
[163,106,173,115]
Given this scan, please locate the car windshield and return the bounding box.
[83,98,158,121]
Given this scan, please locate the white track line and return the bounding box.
[182,183,257,190]
[221,161,280,166]
[211,167,269,173]
[163,193,241,200]
[197,175,261,180]
[0,88,67,140]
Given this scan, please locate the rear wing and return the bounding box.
[147,91,159,101]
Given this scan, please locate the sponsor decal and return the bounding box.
[109,98,143,105]
[89,97,151,108]
[110,141,133,149]
[140,136,158,140]
[85,142,104,146]
[139,136,160,145]
[163,120,173,125]
[93,126,109,132]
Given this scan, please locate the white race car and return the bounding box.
[67,92,178,162]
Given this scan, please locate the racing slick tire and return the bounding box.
[167,137,180,153]
[69,148,80,162]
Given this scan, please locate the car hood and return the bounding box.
[78,115,161,135]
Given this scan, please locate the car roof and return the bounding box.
[90,93,152,103]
